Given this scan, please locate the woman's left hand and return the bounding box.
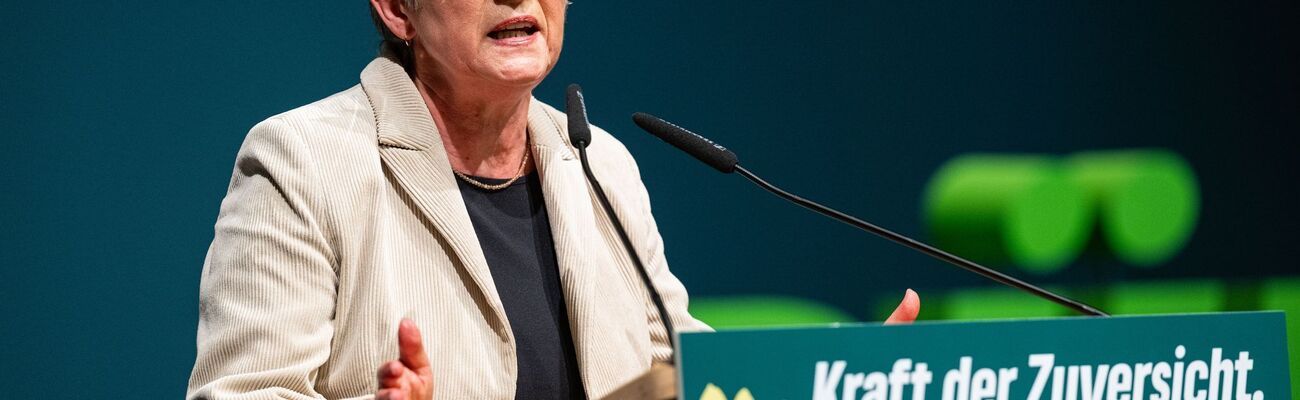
[884,289,921,325]
[376,319,435,400]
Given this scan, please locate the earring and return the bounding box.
[404,39,411,47]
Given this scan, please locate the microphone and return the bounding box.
[566,85,679,355]
[631,112,1109,317]
[566,84,592,148]
[632,113,737,173]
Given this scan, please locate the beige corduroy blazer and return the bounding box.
[187,55,709,399]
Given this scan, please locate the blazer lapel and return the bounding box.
[360,53,647,392]
[360,57,511,337]
[528,101,649,395]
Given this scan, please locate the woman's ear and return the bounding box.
[370,0,416,41]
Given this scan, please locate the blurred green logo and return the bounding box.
[923,149,1200,274]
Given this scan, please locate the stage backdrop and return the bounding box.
[1,1,1296,398]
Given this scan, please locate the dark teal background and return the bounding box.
[1,1,1296,398]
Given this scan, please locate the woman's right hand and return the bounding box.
[376,319,435,400]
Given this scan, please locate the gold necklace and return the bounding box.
[452,139,531,191]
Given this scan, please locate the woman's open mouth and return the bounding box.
[488,16,541,41]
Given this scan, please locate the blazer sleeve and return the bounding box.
[188,118,360,399]
[618,149,715,364]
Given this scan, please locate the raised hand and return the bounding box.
[376,319,435,400]
[884,289,921,325]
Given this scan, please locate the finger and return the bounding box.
[377,360,405,388]
[398,318,431,371]
[884,289,921,325]
[376,388,405,400]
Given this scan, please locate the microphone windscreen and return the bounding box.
[632,112,738,174]
[565,84,592,149]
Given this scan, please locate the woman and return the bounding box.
[188,0,919,399]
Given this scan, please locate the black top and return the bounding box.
[456,172,586,400]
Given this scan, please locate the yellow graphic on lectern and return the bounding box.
[700,383,754,400]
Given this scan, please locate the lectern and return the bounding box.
[603,312,1291,400]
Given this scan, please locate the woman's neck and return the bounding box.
[414,77,534,179]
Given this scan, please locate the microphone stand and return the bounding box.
[576,145,680,354]
[733,165,1109,317]
[568,86,679,357]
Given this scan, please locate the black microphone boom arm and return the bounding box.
[733,165,1108,317]
[567,85,680,357]
[632,112,1108,317]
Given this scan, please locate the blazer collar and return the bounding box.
[361,56,514,343]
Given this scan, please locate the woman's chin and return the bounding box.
[483,62,551,88]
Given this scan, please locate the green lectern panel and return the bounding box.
[678,312,1289,400]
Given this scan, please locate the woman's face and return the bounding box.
[410,0,566,90]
